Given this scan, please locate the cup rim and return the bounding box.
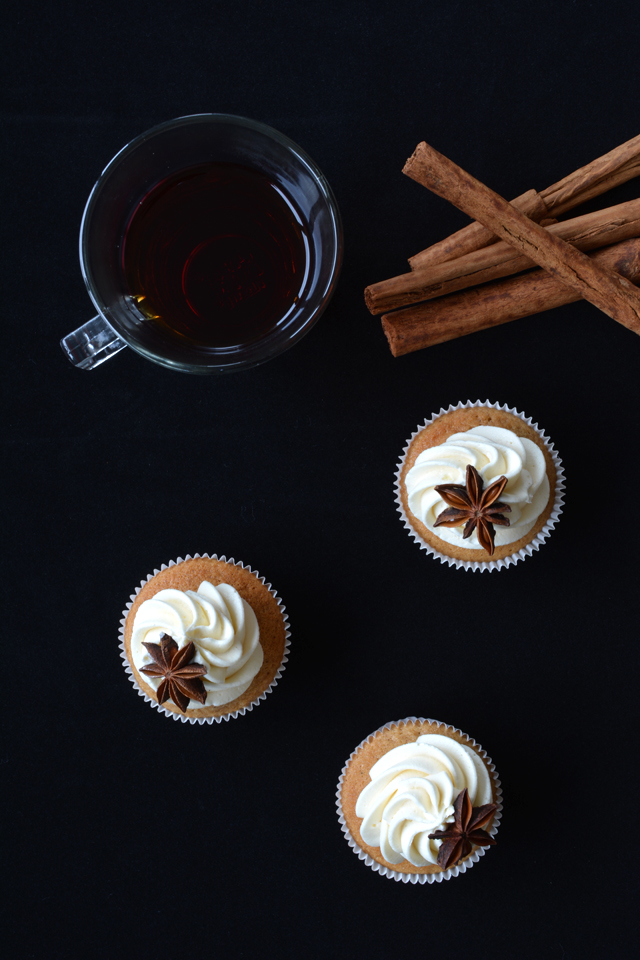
[79,113,343,374]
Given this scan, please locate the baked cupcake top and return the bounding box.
[121,555,289,722]
[131,580,264,710]
[339,718,501,881]
[355,733,494,868]
[397,403,562,567]
[405,424,549,553]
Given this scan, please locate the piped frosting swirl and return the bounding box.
[131,580,263,708]
[405,424,549,549]
[355,734,493,867]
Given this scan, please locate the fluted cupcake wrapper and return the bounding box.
[119,552,290,724]
[336,717,503,884]
[395,399,565,571]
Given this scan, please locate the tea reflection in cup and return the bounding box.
[62,114,342,374]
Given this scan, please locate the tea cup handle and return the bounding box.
[60,315,127,370]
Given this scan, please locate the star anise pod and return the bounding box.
[433,463,511,555]
[428,788,497,870]
[140,634,207,713]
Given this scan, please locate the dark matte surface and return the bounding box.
[4,2,639,957]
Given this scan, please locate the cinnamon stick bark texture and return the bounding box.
[405,188,549,268]
[402,142,640,335]
[408,132,640,270]
[381,238,640,357]
[365,198,640,314]
[540,132,640,215]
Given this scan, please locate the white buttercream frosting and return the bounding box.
[355,734,493,867]
[405,424,549,549]
[131,580,263,708]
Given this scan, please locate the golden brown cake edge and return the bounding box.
[123,557,287,719]
[399,407,557,562]
[340,719,499,876]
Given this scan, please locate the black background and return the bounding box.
[4,2,640,957]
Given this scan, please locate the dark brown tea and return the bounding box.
[122,162,309,348]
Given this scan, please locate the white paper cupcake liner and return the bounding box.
[395,399,565,571]
[119,552,291,724]
[336,717,503,884]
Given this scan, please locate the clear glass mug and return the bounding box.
[61,114,343,374]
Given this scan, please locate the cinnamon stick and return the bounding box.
[540,132,640,215]
[382,238,640,357]
[408,132,640,270]
[404,188,550,268]
[365,197,640,314]
[403,141,640,334]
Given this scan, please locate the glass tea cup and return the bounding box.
[61,114,343,374]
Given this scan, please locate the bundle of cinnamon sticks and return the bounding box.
[365,134,640,356]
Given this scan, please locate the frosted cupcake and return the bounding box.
[337,717,502,883]
[396,400,564,570]
[120,554,290,723]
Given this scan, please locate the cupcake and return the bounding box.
[337,717,502,883]
[396,400,564,570]
[120,553,290,723]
